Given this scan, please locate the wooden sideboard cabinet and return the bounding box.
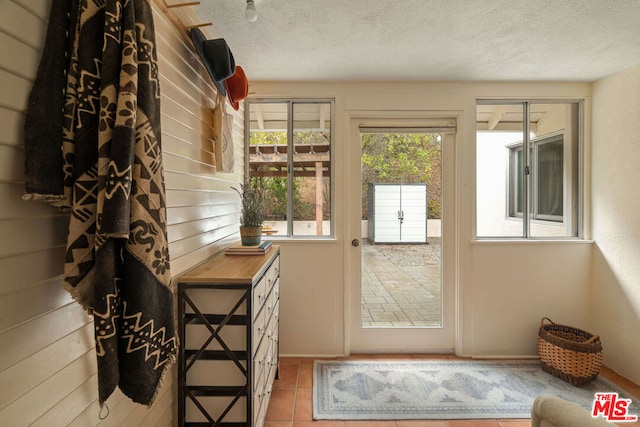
[176,246,280,427]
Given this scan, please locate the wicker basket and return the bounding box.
[537,317,603,386]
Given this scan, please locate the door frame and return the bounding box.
[344,111,462,355]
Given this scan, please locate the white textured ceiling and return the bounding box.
[193,0,640,82]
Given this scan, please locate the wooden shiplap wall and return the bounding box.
[0,0,243,424]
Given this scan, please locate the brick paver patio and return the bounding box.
[361,239,442,327]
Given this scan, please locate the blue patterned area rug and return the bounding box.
[313,359,640,420]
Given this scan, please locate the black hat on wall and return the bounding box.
[189,28,236,97]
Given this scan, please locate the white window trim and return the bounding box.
[245,98,336,239]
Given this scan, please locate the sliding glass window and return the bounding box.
[476,101,581,238]
[246,99,333,238]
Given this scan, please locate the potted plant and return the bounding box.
[233,179,265,246]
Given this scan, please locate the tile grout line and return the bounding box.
[293,359,299,425]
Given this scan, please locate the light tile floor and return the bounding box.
[265,355,640,427]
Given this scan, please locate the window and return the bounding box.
[508,134,564,222]
[476,101,581,238]
[246,99,333,237]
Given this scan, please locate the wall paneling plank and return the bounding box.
[0,69,30,111]
[0,0,47,49]
[0,322,93,409]
[12,0,51,21]
[0,246,65,296]
[0,302,91,376]
[0,108,24,146]
[0,32,40,80]
[0,216,69,258]
[0,343,95,425]
[0,277,71,332]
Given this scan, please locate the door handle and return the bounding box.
[351,239,360,247]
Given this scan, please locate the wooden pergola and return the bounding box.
[249,143,330,234]
[249,143,330,176]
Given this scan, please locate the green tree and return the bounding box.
[249,130,330,221]
[253,176,317,220]
[361,133,441,219]
[249,131,287,145]
[255,176,287,219]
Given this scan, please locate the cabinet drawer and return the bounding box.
[253,366,273,427]
[270,299,279,333]
[264,303,278,372]
[252,306,266,352]
[265,278,279,319]
[269,307,279,352]
[259,381,273,426]
[265,300,278,343]
[252,335,268,391]
[253,391,263,427]
[253,276,267,319]
[265,255,280,292]
[255,401,266,427]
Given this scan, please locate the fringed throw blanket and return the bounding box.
[24,0,178,406]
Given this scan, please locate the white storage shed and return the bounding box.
[367,183,428,244]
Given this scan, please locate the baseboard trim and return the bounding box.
[471,354,540,360]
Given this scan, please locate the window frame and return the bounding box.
[244,98,335,239]
[507,133,565,223]
[476,99,583,240]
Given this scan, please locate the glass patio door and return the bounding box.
[347,115,456,353]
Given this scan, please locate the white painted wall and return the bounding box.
[0,1,244,424]
[592,64,640,385]
[476,130,523,237]
[251,81,594,361]
[469,241,592,355]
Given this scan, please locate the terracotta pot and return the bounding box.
[240,226,262,246]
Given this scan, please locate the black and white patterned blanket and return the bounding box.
[24,0,178,407]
